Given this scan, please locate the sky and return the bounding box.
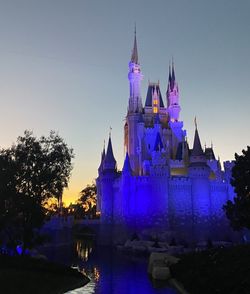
[0,0,249,205]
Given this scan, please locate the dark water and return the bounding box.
[42,238,177,294]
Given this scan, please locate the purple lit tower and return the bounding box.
[96,31,235,242]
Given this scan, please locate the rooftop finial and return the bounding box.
[109,127,112,138]
[194,116,197,130]
[131,24,139,64]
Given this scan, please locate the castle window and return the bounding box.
[153,99,158,113]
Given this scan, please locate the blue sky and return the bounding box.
[0,0,249,204]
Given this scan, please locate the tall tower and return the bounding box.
[167,62,186,158]
[189,123,211,237]
[96,144,105,213]
[100,135,117,224]
[128,28,143,113]
[167,61,181,122]
[126,29,143,174]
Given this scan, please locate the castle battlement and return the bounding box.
[169,176,191,182]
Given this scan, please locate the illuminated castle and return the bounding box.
[96,32,235,240]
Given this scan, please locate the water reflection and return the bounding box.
[76,239,93,261]
[93,267,100,282]
[68,238,177,294]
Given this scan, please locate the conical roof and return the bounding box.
[167,61,176,92]
[145,84,164,108]
[98,145,106,172]
[205,147,215,160]
[122,152,132,174]
[103,136,116,170]
[191,128,204,157]
[131,30,138,64]
[189,126,209,168]
[168,65,172,84]
[154,132,164,151]
[171,60,175,83]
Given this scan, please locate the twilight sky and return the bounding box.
[0,0,249,204]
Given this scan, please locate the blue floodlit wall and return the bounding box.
[97,164,235,242]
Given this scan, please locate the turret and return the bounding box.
[126,29,144,174]
[167,61,181,122]
[150,132,169,224]
[128,28,143,113]
[167,61,186,156]
[98,143,106,174]
[153,132,164,152]
[151,132,167,167]
[100,134,117,224]
[189,121,208,168]
[103,135,117,171]
[96,143,106,212]
[122,152,132,175]
[188,122,211,233]
[205,145,223,180]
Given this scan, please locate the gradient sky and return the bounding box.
[0,0,250,205]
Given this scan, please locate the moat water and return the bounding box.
[42,238,177,294]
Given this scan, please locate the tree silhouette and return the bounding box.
[0,130,74,252]
[223,146,250,230]
[76,183,97,219]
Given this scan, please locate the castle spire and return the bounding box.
[102,140,106,160]
[194,116,197,130]
[122,152,132,174]
[191,123,204,157]
[171,57,175,82]
[168,63,172,85]
[103,135,117,170]
[98,142,106,173]
[167,60,180,121]
[131,25,138,64]
[128,27,143,113]
[154,132,164,151]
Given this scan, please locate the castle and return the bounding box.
[96,32,235,241]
